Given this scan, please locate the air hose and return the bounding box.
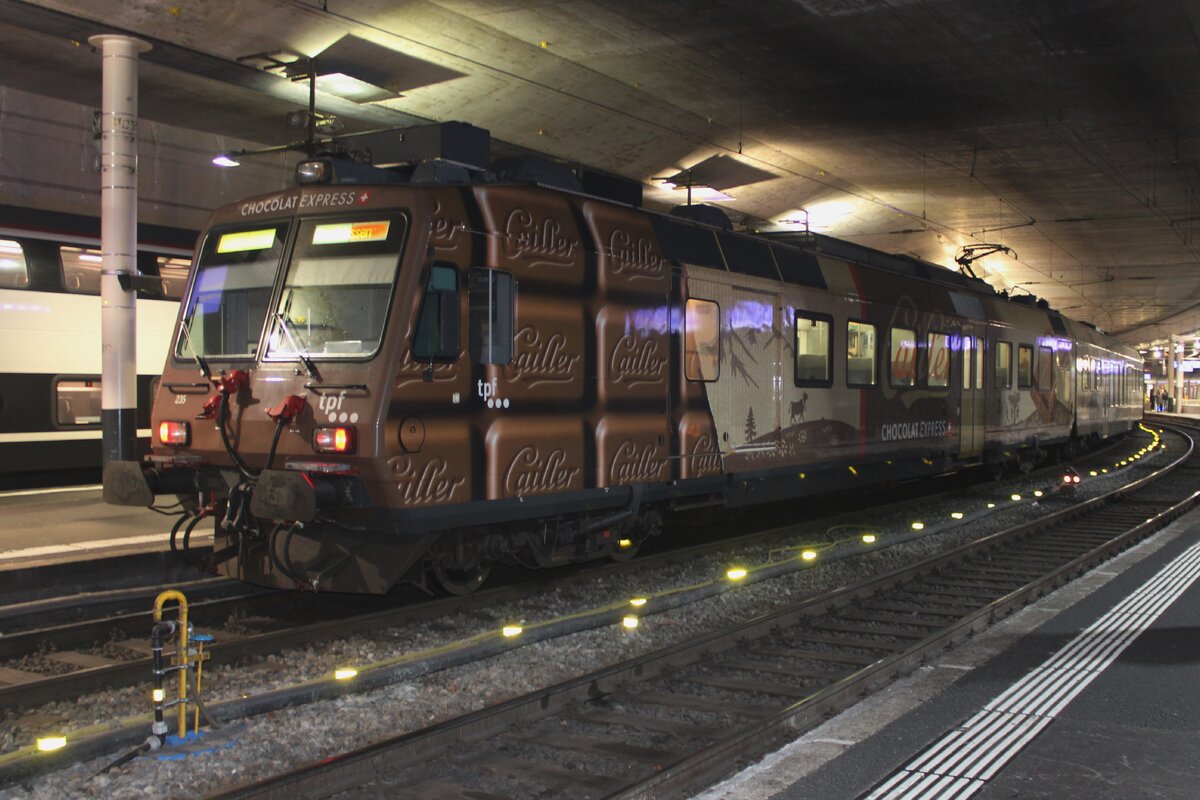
[216,393,257,481]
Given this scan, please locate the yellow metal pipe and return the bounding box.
[153,590,189,739]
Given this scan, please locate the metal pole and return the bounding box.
[1167,335,1176,412]
[89,34,151,467]
[1176,339,1186,411]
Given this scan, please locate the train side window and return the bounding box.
[469,269,514,365]
[0,239,30,289]
[927,332,951,388]
[995,340,1012,388]
[685,298,720,381]
[889,326,917,387]
[1017,345,1033,388]
[55,379,102,426]
[60,246,103,295]
[157,256,191,300]
[794,312,831,386]
[1036,346,1054,390]
[846,320,877,387]
[412,263,461,360]
[961,336,974,389]
[975,338,984,390]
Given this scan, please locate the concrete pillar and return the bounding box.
[90,34,151,467]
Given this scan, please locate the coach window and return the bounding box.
[889,326,917,387]
[55,379,102,426]
[995,340,1012,388]
[846,320,877,387]
[60,246,104,295]
[1036,346,1054,390]
[0,239,29,289]
[412,263,461,361]
[685,298,720,381]
[469,269,514,365]
[157,256,191,300]
[1017,345,1033,388]
[794,312,831,386]
[927,332,951,388]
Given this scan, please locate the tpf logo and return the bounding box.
[318,391,358,424]
[477,378,510,410]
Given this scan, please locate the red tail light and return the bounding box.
[158,420,191,446]
[314,426,355,454]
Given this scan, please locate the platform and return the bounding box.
[0,484,208,570]
[699,503,1200,800]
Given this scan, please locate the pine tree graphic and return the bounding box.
[745,407,757,441]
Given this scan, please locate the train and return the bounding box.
[0,205,195,487]
[103,123,1143,594]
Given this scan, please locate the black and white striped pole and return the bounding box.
[89,34,150,468]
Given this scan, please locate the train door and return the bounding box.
[688,278,781,455]
[960,326,984,458]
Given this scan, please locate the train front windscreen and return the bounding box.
[175,214,407,364]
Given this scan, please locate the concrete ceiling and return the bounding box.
[4,0,1200,349]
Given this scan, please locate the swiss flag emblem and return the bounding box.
[358,191,371,204]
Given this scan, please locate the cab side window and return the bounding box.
[412,263,460,360]
[469,269,514,365]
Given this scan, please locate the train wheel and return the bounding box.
[429,560,492,595]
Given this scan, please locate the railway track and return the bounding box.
[0,429,1138,715]
[207,423,1197,799]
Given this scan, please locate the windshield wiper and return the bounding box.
[177,320,213,380]
[274,290,320,380]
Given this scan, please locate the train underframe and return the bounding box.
[104,423,1131,595]
[196,498,664,595]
